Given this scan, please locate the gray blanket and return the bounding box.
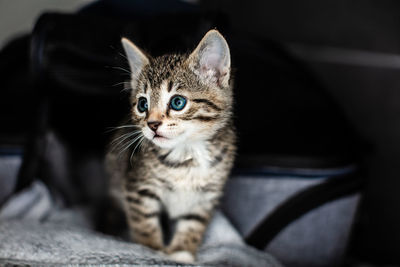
[0,181,282,267]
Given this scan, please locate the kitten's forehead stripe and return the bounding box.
[140,55,187,110]
[167,80,173,92]
[175,84,184,91]
[145,54,186,89]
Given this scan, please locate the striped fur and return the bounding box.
[106,30,235,263]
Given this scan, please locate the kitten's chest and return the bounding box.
[161,187,214,218]
[152,143,218,217]
[154,142,214,185]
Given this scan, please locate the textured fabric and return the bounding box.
[0,219,282,267]
[222,176,325,236]
[0,181,53,221]
[266,194,359,267]
[0,181,282,267]
[222,175,359,267]
[0,154,21,205]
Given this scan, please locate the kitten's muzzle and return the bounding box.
[147,121,162,132]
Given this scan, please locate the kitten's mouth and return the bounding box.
[153,133,168,140]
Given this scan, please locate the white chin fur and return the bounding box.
[151,136,178,149]
[144,129,188,149]
[168,250,195,263]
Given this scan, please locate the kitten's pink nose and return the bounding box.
[147,121,162,132]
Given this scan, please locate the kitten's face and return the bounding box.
[122,30,231,149]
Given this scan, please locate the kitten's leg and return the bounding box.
[165,210,211,263]
[124,188,164,250]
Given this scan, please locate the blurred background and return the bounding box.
[1,0,400,266]
[0,0,91,48]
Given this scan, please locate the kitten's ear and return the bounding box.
[121,38,149,86]
[187,30,231,88]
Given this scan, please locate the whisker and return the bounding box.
[106,125,139,133]
[121,86,133,93]
[118,51,128,60]
[118,134,143,156]
[110,133,141,153]
[111,131,142,149]
[110,125,139,130]
[111,131,140,145]
[130,136,144,165]
[137,137,147,156]
[110,130,141,142]
[139,137,146,150]
[111,66,132,74]
[108,45,128,61]
[136,136,145,154]
[112,81,131,87]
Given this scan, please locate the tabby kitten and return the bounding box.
[106,30,236,263]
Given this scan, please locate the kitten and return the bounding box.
[106,30,236,263]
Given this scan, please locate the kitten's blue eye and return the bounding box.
[170,95,187,111]
[137,97,148,113]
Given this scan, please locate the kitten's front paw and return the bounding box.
[168,250,195,263]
